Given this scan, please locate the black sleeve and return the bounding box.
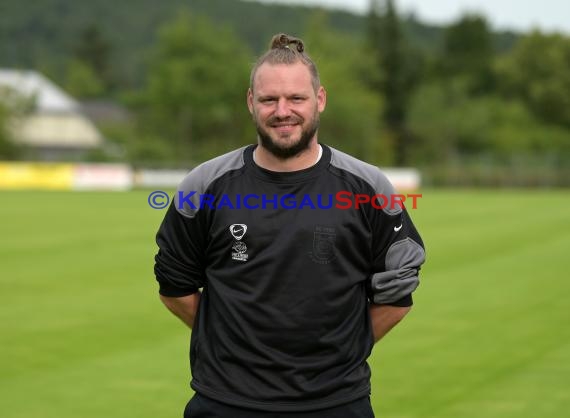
[154,200,208,297]
[369,204,426,307]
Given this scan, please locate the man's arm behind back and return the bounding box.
[160,292,201,328]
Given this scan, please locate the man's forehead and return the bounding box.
[252,62,313,93]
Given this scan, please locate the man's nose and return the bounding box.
[275,98,292,118]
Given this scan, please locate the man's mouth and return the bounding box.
[271,121,298,127]
[271,124,298,135]
[268,116,303,128]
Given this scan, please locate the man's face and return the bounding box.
[247,62,326,159]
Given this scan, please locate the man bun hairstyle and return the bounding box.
[271,33,305,52]
[250,33,320,92]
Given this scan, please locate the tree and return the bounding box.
[135,11,254,164]
[441,14,494,93]
[0,86,34,159]
[367,0,422,165]
[408,80,570,166]
[71,24,113,92]
[495,30,570,128]
[302,12,387,164]
[64,59,105,98]
[0,101,19,159]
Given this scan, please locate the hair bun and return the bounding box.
[270,33,305,53]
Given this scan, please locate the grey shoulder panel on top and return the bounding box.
[329,147,401,215]
[175,146,247,218]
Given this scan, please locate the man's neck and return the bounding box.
[254,141,322,172]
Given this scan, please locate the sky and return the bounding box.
[252,0,570,34]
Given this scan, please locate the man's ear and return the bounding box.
[247,88,254,114]
[317,86,327,113]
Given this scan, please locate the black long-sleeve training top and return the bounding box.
[154,144,425,412]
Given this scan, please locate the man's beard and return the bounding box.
[255,112,320,160]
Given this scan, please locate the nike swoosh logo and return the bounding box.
[394,224,403,232]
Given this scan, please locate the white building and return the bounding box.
[0,69,103,160]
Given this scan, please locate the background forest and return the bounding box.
[1,0,569,186]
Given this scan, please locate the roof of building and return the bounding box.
[0,69,103,149]
[0,69,79,113]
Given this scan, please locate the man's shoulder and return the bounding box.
[327,145,396,197]
[174,146,248,218]
[178,146,248,193]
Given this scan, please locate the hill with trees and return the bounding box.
[1,0,567,186]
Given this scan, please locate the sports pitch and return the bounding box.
[1,189,569,417]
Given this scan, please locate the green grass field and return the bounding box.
[1,189,569,417]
